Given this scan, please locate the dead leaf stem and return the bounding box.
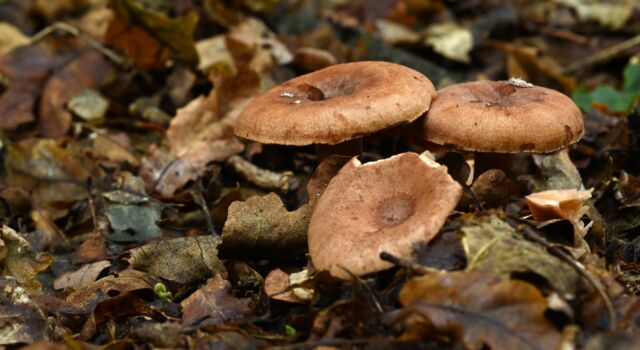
[563,33,640,74]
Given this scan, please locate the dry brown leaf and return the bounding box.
[65,269,156,313]
[38,50,115,138]
[264,268,313,304]
[122,235,226,285]
[53,260,111,291]
[221,193,310,255]
[0,226,53,294]
[0,277,49,345]
[0,22,29,53]
[221,156,347,256]
[395,271,563,350]
[0,45,61,131]
[181,274,252,331]
[5,139,104,219]
[91,132,140,167]
[226,17,292,66]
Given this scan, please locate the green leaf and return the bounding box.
[572,86,593,111]
[623,63,640,92]
[591,85,636,113]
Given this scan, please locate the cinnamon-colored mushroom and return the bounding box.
[235,61,436,157]
[308,152,462,279]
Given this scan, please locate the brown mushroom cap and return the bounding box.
[424,80,584,153]
[235,61,436,145]
[308,152,462,279]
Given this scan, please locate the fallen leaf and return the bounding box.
[105,202,163,242]
[376,19,421,46]
[0,22,29,53]
[38,50,115,137]
[67,88,109,122]
[0,45,60,131]
[221,156,347,256]
[91,132,140,167]
[395,271,563,350]
[181,274,252,330]
[122,235,226,285]
[226,17,292,65]
[65,269,156,313]
[195,35,235,73]
[462,216,581,299]
[0,277,48,345]
[264,268,313,304]
[558,0,634,29]
[0,226,53,294]
[53,260,111,291]
[105,0,198,70]
[424,22,473,63]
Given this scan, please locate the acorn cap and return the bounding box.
[235,61,436,145]
[308,152,462,279]
[424,80,584,153]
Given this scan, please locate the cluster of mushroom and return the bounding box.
[234,61,584,280]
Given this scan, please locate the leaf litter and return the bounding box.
[0,0,639,348]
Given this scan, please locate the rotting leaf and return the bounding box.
[105,0,198,70]
[91,132,140,167]
[122,235,226,285]
[226,17,293,66]
[0,277,48,345]
[181,274,252,331]
[394,271,563,350]
[105,202,163,242]
[38,50,115,138]
[462,216,581,299]
[67,88,109,123]
[558,0,634,29]
[0,226,53,294]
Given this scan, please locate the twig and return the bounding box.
[513,220,617,331]
[379,252,439,276]
[227,155,300,193]
[338,265,384,314]
[86,177,98,232]
[192,179,217,236]
[563,33,640,74]
[30,21,127,67]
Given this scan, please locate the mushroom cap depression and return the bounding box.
[424,80,584,153]
[235,61,436,145]
[308,152,462,279]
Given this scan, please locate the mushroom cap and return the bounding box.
[235,61,436,145]
[308,152,462,279]
[424,80,584,153]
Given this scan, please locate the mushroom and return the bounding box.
[235,61,436,158]
[307,152,462,279]
[423,79,584,180]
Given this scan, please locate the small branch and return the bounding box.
[192,179,217,236]
[563,33,640,74]
[30,21,127,67]
[379,252,439,276]
[227,155,300,193]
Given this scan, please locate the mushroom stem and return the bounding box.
[315,138,363,161]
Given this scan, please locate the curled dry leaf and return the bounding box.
[424,22,473,63]
[221,156,347,256]
[395,271,562,350]
[181,274,252,331]
[525,188,594,237]
[53,260,111,291]
[91,132,140,167]
[0,277,48,345]
[122,235,226,285]
[226,17,292,66]
[462,216,580,299]
[0,226,53,294]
